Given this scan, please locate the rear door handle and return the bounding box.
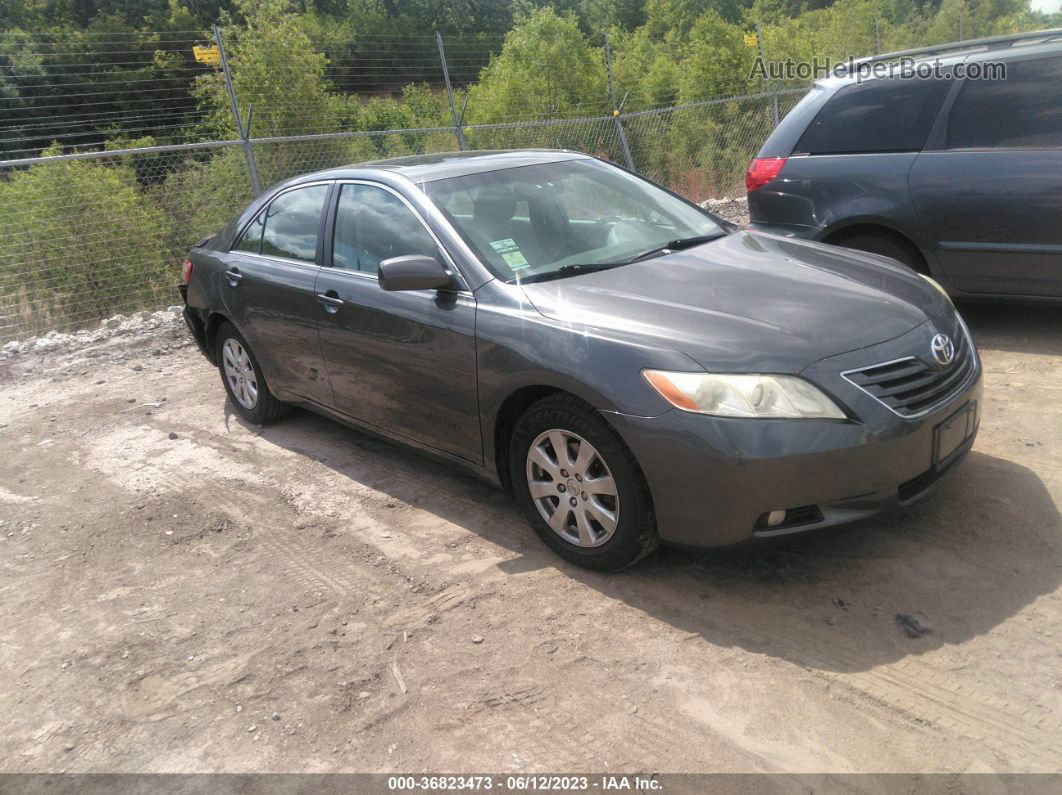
[224,268,242,287]
[316,291,344,314]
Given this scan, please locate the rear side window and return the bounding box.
[260,184,330,263]
[796,78,950,155]
[232,209,265,254]
[946,57,1062,149]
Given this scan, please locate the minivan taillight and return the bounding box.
[745,157,787,193]
[181,258,194,285]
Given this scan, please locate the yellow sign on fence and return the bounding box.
[193,44,220,66]
[744,33,759,48]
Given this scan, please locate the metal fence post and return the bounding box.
[213,24,262,196]
[436,32,467,151]
[604,33,636,171]
[755,23,779,129]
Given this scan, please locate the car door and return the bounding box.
[219,182,333,403]
[909,54,1062,296]
[314,181,482,465]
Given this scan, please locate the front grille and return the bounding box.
[842,327,976,418]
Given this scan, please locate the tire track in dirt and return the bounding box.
[258,537,364,598]
[470,685,616,769]
[471,682,702,770]
[625,566,1062,770]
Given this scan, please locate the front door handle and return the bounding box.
[316,291,344,314]
[224,268,242,287]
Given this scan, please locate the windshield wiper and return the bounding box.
[514,262,626,285]
[510,232,728,285]
[622,233,727,264]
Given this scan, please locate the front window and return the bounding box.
[423,158,725,283]
[332,183,441,274]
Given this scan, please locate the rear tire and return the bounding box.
[834,231,927,273]
[509,394,658,571]
[215,321,290,425]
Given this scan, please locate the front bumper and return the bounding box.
[607,317,983,548]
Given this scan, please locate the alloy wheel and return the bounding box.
[525,429,620,547]
[222,337,259,410]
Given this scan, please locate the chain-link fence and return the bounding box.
[624,89,807,201]
[0,7,834,345]
[0,85,809,342]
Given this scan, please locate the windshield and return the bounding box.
[422,158,726,283]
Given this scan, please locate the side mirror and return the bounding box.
[378,255,452,292]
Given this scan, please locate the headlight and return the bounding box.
[643,370,846,419]
[920,273,953,305]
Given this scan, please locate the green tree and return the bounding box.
[926,0,1027,43]
[644,0,746,37]
[578,0,647,34]
[611,26,685,109]
[192,0,348,186]
[195,0,338,139]
[466,7,608,123]
[676,9,755,101]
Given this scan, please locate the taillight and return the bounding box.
[745,157,787,193]
[181,258,194,284]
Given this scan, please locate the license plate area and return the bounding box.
[933,401,977,468]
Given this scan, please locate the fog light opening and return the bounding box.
[755,505,824,532]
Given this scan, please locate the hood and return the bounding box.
[518,230,951,373]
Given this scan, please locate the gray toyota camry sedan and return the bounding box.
[180,150,982,570]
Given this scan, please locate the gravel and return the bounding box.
[701,196,750,226]
[1,307,185,359]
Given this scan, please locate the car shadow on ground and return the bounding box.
[236,400,1061,675]
[959,301,1061,356]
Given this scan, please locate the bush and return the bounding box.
[0,145,174,335]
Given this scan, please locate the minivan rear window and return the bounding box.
[795,77,951,155]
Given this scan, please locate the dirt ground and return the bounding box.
[0,301,1060,775]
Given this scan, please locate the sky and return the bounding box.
[1030,0,1061,12]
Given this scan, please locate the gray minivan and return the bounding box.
[747,29,1062,299]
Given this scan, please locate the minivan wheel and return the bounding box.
[835,231,927,274]
[215,322,290,425]
[509,394,658,571]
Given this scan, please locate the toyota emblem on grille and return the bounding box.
[930,333,955,367]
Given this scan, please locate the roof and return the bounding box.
[818,28,1062,90]
[306,149,591,184]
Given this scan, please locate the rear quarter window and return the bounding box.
[796,77,951,155]
[946,56,1062,149]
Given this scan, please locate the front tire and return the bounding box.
[215,322,290,425]
[510,394,658,571]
